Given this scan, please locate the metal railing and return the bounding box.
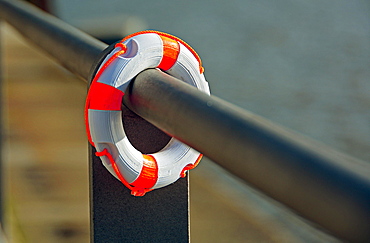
[1,0,370,242]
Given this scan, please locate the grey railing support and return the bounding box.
[1,0,370,242]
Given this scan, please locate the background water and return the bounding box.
[51,0,370,161]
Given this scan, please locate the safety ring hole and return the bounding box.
[121,104,171,154]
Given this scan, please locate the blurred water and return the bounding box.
[52,0,370,161]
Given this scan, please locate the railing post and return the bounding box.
[88,47,190,242]
[90,147,189,242]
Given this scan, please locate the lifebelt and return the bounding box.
[85,31,210,196]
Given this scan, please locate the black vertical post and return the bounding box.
[90,148,189,242]
[88,47,190,243]
[89,108,190,242]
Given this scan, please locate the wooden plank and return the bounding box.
[2,25,90,242]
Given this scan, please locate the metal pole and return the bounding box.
[0,0,106,80]
[124,69,370,242]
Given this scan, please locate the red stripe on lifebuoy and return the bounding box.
[96,148,133,189]
[130,154,159,194]
[95,149,156,197]
[88,82,124,111]
[180,154,203,178]
[85,44,126,145]
[158,35,180,71]
[120,30,204,73]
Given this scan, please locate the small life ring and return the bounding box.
[85,31,210,196]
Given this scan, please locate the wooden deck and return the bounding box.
[2,24,338,242]
[2,24,90,243]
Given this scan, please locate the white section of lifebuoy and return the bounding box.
[85,31,210,196]
[97,33,163,91]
